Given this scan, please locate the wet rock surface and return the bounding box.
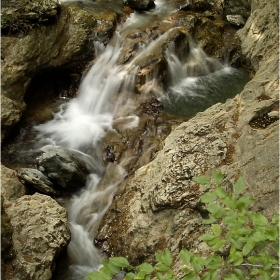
[124,0,155,11]
[36,146,91,192]
[17,168,60,196]
[3,193,71,280]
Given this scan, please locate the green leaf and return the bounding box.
[211,239,226,251]
[206,204,223,214]
[248,255,263,264]
[227,237,243,249]
[180,267,192,274]
[264,230,279,241]
[233,269,244,278]
[166,269,174,278]
[223,209,238,223]
[156,272,164,280]
[135,270,148,279]
[210,270,218,280]
[205,256,222,270]
[156,249,173,267]
[237,214,248,224]
[137,263,154,274]
[126,272,137,280]
[108,261,121,274]
[202,216,217,224]
[211,224,221,236]
[242,239,256,255]
[155,263,169,272]
[221,194,237,209]
[252,213,268,227]
[201,271,211,280]
[260,271,272,280]
[207,237,222,246]
[182,271,196,280]
[271,214,279,224]
[226,220,244,230]
[215,187,228,198]
[237,226,252,235]
[193,176,211,185]
[211,171,223,184]
[109,257,130,268]
[201,192,217,203]
[224,274,239,280]
[228,251,243,265]
[190,255,204,273]
[99,266,112,277]
[200,233,215,241]
[251,231,268,242]
[233,176,244,194]
[86,271,109,280]
[237,196,255,207]
[213,208,226,219]
[100,259,109,267]
[180,248,191,265]
[250,268,263,275]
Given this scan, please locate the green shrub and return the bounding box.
[87,171,279,280]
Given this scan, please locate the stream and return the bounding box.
[1,0,250,279]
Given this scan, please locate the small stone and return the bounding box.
[226,15,245,27]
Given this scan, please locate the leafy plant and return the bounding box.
[87,171,279,280]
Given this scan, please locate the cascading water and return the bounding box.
[160,40,249,117]
[1,1,249,279]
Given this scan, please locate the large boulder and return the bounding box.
[36,146,91,192]
[17,168,60,196]
[3,193,71,280]
[95,0,279,268]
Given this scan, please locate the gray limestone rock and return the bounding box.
[17,168,60,196]
[36,146,91,192]
[4,193,71,280]
[226,14,245,27]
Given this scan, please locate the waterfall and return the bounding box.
[29,2,250,279]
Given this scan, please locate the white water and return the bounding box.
[32,2,249,279]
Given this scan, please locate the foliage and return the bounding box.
[87,171,279,280]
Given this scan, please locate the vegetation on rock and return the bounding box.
[87,171,279,280]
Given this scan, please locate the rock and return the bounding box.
[17,168,60,196]
[1,164,28,202]
[223,0,251,19]
[95,0,279,269]
[178,2,192,11]
[235,0,279,74]
[36,147,91,192]
[3,193,71,280]
[226,14,245,27]
[1,195,14,261]
[123,0,155,11]
[1,0,60,29]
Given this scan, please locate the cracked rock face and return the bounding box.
[3,193,71,280]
